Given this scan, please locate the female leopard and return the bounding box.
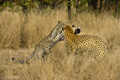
[11,21,66,63]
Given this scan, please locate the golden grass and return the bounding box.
[0,9,120,80]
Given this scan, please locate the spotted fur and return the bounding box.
[62,25,107,59]
[11,21,66,63]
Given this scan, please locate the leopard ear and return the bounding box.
[58,21,61,24]
[62,28,64,30]
[72,25,75,27]
[74,28,81,34]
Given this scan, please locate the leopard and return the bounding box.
[61,25,108,59]
[11,21,66,63]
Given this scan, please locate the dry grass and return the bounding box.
[0,9,120,80]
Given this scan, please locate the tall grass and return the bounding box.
[0,9,120,80]
[0,9,67,49]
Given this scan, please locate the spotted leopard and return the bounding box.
[62,25,107,59]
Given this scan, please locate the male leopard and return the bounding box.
[11,21,66,63]
[62,25,107,59]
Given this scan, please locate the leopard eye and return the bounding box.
[72,25,75,27]
[65,22,67,25]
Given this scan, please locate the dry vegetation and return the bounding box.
[0,9,120,80]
